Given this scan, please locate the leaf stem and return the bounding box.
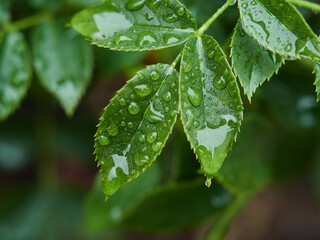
[196,0,235,36]
[1,11,52,32]
[286,0,320,11]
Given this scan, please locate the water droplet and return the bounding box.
[145,12,155,21]
[176,6,186,16]
[147,0,161,8]
[207,50,215,59]
[241,3,248,9]
[134,84,152,97]
[107,123,119,136]
[213,76,227,90]
[114,35,132,45]
[162,91,172,102]
[285,43,292,52]
[119,98,127,106]
[121,121,126,126]
[205,178,212,188]
[147,132,157,143]
[125,0,145,11]
[138,133,145,142]
[128,122,134,128]
[164,35,179,45]
[187,87,201,107]
[183,61,192,73]
[145,102,164,123]
[136,32,157,47]
[150,70,160,80]
[134,152,150,166]
[163,12,178,23]
[97,136,110,146]
[152,142,162,151]
[128,102,140,115]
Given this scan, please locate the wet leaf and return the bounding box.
[32,19,93,116]
[314,62,320,101]
[122,179,232,231]
[180,35,243,184]
[95,64,179,197]
[0,32,31,120]
[71,0,196,51]
[231,21,283,101]
[85,163,161,231]
[238,0,320,60]
[0,0,10,24]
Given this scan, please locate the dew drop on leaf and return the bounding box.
[125,0,145,11]
[150,70,160,80]
[134,84,152,97]
[187,87,201,107]
[97,136,111,146]
[163,12,179,23]
[128,102,140,115]
[162,91,172,102]
[147,132,158,143]
[107,123,119,136]
[147,0,161,8]
[213,76,227,90]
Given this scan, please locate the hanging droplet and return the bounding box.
[205,178,212,188]
[128,102,140,115]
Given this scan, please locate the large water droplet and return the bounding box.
[107,123,119,136]
[128,102,140,115]
[97,136,110,146]
[187,87,201,107]
[125,0,145,11]
[147,132,157,143]
[133,84,152,97]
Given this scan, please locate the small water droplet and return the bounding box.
[285,43,292,52]
[128,122,134,128]
[162,91,172,102]
[176,6,186,16]
[119,98,127,106]
[145,12,155,21]
[147,0,161,8]
[114,35,132,45]
[187,87,201,107]
[205,178,212,188]
[241,3,248,9]
[150,70,160,80]
[97,136,110,146]
[213,76,227,90]
[163,12,178,23]
[152,142,162,151]
[138,133,145,142]
[134,84,152,97]
[183,61,192,73]
[121,121,126,126]
[128,102,140,115]
[107,123,119,136]
[147,132,157,143]
[136,32,157,47]
[134,152,150,166]
[125,0,145,11]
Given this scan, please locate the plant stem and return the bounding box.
[196,0,235,36]
[287,0,320,11]
[2,11,52,32]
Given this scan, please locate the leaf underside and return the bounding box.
[231,21,283,101]
[32,19,93,116]
[0,32,31,120]
[71,0,197,51]
[95,63,179,196]
[314,62,320,101]
[180,35,243,181]
[238,0,320,60]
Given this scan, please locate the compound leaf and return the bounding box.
[95,64,179,197]
[238,0,320,60]
[32,19,93,116]
[314,62,320,101]
[231,21,283,101]
[180,35,243,185]
[71,0,196,51]
[0,32,31,120]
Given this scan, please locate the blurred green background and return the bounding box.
[1,0,320,239]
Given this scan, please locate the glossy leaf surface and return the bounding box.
[71,0,196,51]
[95,64,179,196]
[180,35,243,183]
[122,180,232,231]
[0,32,31,120]
[238,0,320,60]
[0,0,10,24]
[231,21,283,101]
[32,19,93,116]
[314,62,320,101]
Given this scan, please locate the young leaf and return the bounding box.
[122,180,232,231]
[238,0,320,60]
[0,0,10,24]
[180,35,243,185]
[314,62,320,101]
[231,21,283,102]
[95,64,179,197]
[32,19,93,116]
[0,32,31,120]
[71,0,196,51]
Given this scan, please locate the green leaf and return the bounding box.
[95,63,179,197]
[238,0,320,60]
[31,19,93,116]
[180,35,243,184]
[122,179,232,231]
[215,115,273,195]
[314,62,320,101]
[231,21,283,102]
[0,0,10,24]
[71,0,196,51]
[85,163,161,231]
[0,32,31,120]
